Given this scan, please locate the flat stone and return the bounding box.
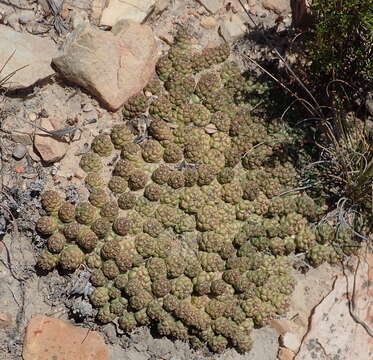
[100,0,155,26]
[219,14,246,41]
[280,332,301,352]
[0,25,58,89]
[34,118,68,163]
[23,316,109,360]
[262,0,290,14]
[196,0,223,14]
[53,21,157,111]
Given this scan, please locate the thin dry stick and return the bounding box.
[238,0,324,118]
[343,256,373,337]
[245,56,318,117]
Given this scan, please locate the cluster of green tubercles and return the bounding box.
[35,29,358,354]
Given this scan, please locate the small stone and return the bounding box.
[201,16,217,29]
[0,312,12,328]
[82,103,95,112]
[280,332,301,352]
[219,15,246,42]
[34,118,68,163]
[262,0,290,15]
[278,347,296,360]
[12,143,27,160]
[196,0,223,14]
[22,316,109,360]
[100,0,155,26]
[204,123,218,134]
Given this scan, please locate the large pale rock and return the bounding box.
[34,118,68,163]
[0,25,58,89]
[100,0,155,26]
[53,21,157,111]
[23,316,109,360]
[296,255,373,360]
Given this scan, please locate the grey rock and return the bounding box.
[12,143,27,160]
[0,25,58,89]
[53,21,157,111]
[247,327,278,360]
[147,338,173,358]
[122,349,150,360]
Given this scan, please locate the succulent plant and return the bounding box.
[76,228,98,252]
[37,249,59,272]
[111,125,134,149]
[88,189,109,208]
[100,200,119,221]
[36,216,59,235]
[62,222,81,240]
[58,202,76,223]
[128,169,148,191]
[41,190,62,213]
[59,245,84,271]
[91,134,114,156]
[122,93,148,118]
[75,202,98,225]
[34,33,334,354]
[80,152,102,172]
[108,176,128,194]
[47,232,66,253]
[142,140,164,163]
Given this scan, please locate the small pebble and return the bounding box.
[200,16,217,29]
[28,112,37,121]
[82,103,95,112]
[13,143,27,160]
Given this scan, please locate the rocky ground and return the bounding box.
[0,1,372,360]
